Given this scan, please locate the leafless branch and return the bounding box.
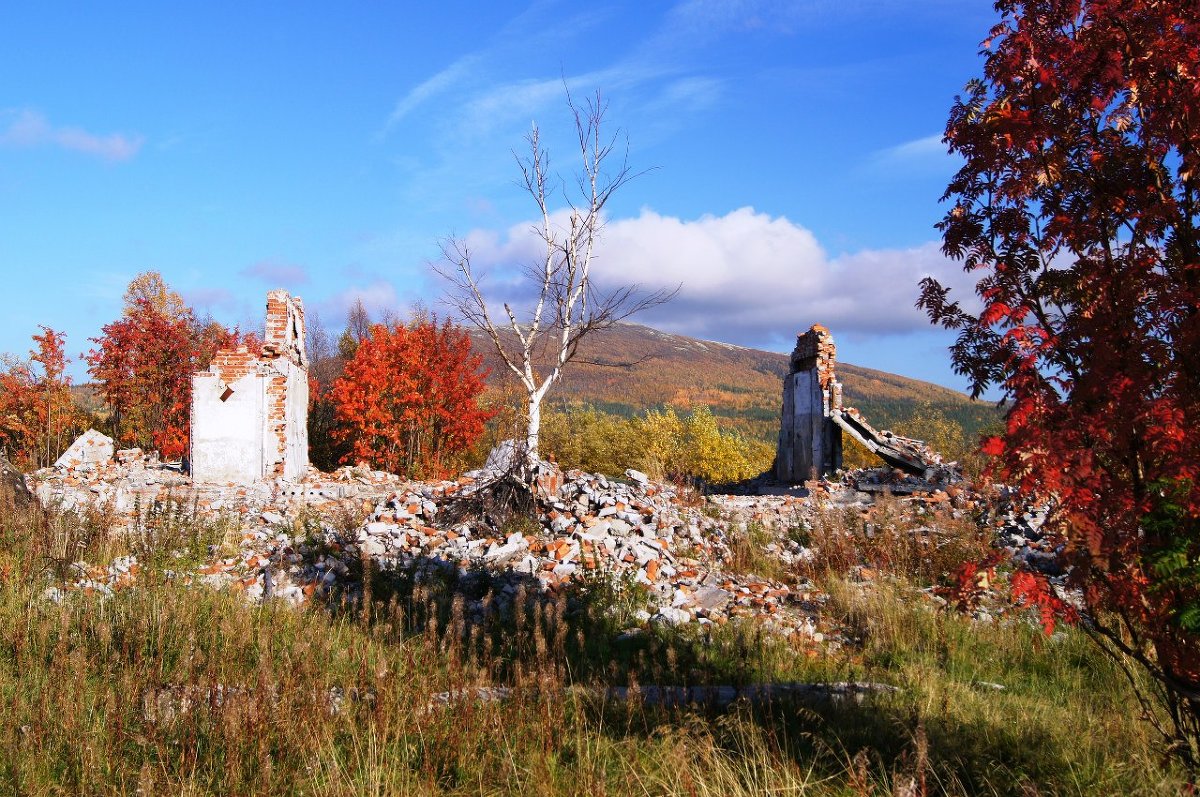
[433,89,675,464]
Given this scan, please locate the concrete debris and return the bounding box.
[776,325,959,482]
[53,429,114,469]
[31,443,1051,646]
[142,683,377,724]
[32,446,406,531]
[32,455,829,642]
[990,488,1063,576]
[141,679,898,722]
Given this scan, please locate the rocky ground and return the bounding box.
[25,437,1057,649]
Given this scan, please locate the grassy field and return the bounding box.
[0,499,1188,796]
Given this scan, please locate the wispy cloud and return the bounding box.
[864,132,958,177]
[382,3,612,133]
[241,259,311,286]
[0,109,144,162]
[379,0,784,145]
[379,0,908,219]
[384,55,483,130]
[877,133,945,161]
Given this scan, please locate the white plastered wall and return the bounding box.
[191,371,265,484]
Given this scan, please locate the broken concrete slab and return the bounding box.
[54,429,115,470]
[775,324,957,483]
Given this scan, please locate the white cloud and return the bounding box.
[452,206,981,347]
[377,0,768,198]
[880,133,945,160]
[0,109,144,162]
[382,4,617,135]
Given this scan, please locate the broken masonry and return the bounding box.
[190,290,310,484]
[775,324,947,482]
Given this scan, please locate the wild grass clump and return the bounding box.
[800,493,992,588]
[726,519,789,581]
[0,501,1188,795]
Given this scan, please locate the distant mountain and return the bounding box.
[470,322,1000,446]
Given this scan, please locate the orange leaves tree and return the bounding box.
[0,327,86,469]
[920,0,1200,768]
[87,298,241,460]
[330,319,492,479]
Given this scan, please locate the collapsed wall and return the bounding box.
[775,325,843,481]
[775,324,948,482]
[190,290,309,484]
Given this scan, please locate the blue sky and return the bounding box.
[0,1,998,395]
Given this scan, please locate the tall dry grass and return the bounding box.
[0,498,1187,795]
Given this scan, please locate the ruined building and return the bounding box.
[191,290,309,484]
[776,324,946,482]
[775,325,843,481]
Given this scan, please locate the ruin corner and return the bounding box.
[775,324,843,481]
[190,290,309,484]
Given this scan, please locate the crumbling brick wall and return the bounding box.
[191,291,309,484]
[775,324,843,481]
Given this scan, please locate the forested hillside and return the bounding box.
[473,322,1000,451]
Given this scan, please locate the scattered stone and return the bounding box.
[624,468,649,486]
[53,429,114,470]
[972,681,1007,691]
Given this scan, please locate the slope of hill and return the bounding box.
[472,322,1000,447]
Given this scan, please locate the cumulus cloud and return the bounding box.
[241,259,311,286]
[0,109,144,161]
[453,206,980,348]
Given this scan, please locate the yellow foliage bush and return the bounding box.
[893,402,968,462]
[539,404,772,485]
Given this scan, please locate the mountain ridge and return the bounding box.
[470,321,999,446]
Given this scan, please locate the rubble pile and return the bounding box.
[340,467,816,635]
[31,443,825,640]
[990,488,1061,576]
[30,450,407,530]
[28,430,1057,644]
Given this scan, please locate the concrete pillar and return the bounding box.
[775,324,842,481]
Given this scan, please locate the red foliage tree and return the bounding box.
[920,0,1200,768]
[331,319,492,479]
[0,327,86,469]
[87,299,242,460]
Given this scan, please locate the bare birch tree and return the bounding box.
[436,90,674,468]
